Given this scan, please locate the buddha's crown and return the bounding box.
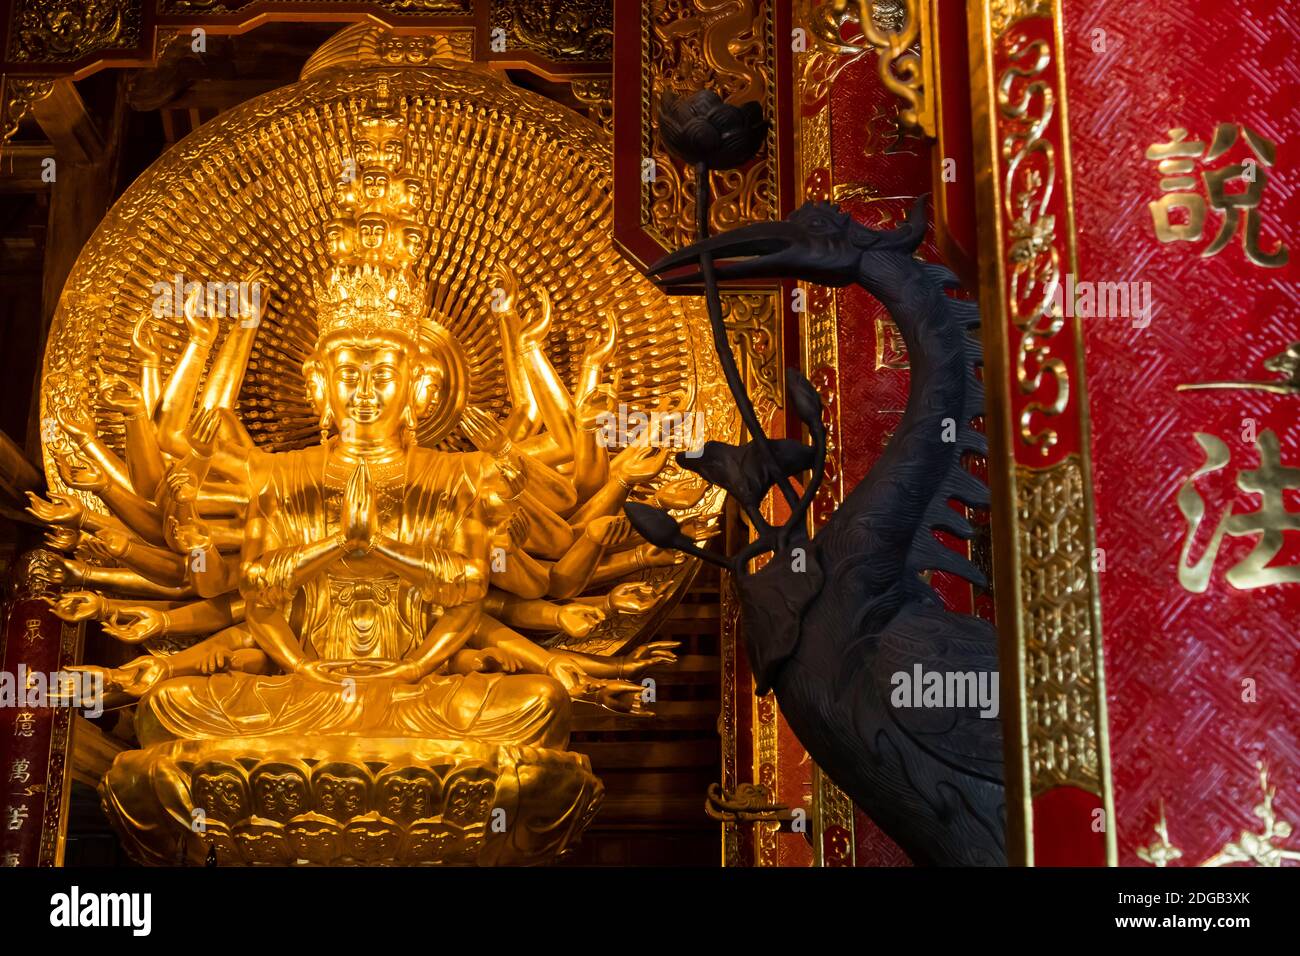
[313,81,428,346]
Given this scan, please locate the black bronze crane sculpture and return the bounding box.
[625,91,1006,865]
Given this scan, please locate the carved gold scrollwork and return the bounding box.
[721,292,782,413]
[830,0,936,138]
[988,0,1054,38]
[6,0,140,63]
[998,34,1067,455]
[491,0,613,62]
[0,75,54,147]
[571,77,613,132]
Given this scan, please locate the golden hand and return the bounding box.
[26,491,84,527]
[103,606,168,643]
[489,268,520,316]
[614,444,670,487]
[45,591,108,622]
[55,403,96,442]
[587,514,636,548]
[186,407,224,459]
[582,317,619,368]
[575,384,618,433]
[44,527,81,552]
[641,544,688,568]
[519,286,553,350]
[197,644,233,675]
[593,678,652,716]
[295,660,354,686]
[619,640,680,678]
[58,453,107,492]
[169,519,213,555]
[85,528,131,560]
[608,580,671,614]
[164,464,198,504]
[99,375,146,416]
[342,462,378,556]
[132,316,161,365]
[43,555,87,588]
[557,602,605,638]
[545,657,592,695]
[75,656,168,697]
[654,477,709,510]
[239,269,269,326]
[460,406,512,457]
[367,660,423,683]
[500,509,531,551]
[457,647,523,674]
[183,284,218,346]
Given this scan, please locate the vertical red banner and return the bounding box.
[0,586,81,867]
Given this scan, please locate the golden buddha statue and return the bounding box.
[28,69,725,865]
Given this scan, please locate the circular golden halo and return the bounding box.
[39,45,738,654]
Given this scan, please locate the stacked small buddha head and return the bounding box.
[307,82,440,447]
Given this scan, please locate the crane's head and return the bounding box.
[650,197,927,288]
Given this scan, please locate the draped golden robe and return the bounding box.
[136,442,570,750]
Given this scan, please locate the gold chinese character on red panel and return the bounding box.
[1178,430,1300,592]
[1146,124,1289,268]
[875,316,908,369]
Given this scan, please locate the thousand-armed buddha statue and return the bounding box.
[29,83,705,866]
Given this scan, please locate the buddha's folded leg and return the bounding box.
[390,671,571,749]
[138,669,573,749]
[135,672,361,745]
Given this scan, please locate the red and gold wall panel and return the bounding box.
[1062,0,1298,867]
[971,0,1299,865]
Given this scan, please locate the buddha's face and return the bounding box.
[323,341,411,440]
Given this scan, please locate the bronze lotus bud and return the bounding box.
[657,89,769,170]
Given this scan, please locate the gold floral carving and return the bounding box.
[1016,457,1099,793]
[38,617,82,866]
[753,689,780,865]
[161,0,469,12]
[6,0,140,63]
[720,578,742,866]
[642,0,779,251]
[1138,762,1300,867]
[721,292,782,414]
[971,0,1115,863]
[0,76,54,147]
[571,78,613,132]
[491,0,613,62]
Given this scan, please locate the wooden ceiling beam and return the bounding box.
[29,79,104,166]
[0,144,55,192]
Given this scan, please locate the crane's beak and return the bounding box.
[649,220,808,287]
